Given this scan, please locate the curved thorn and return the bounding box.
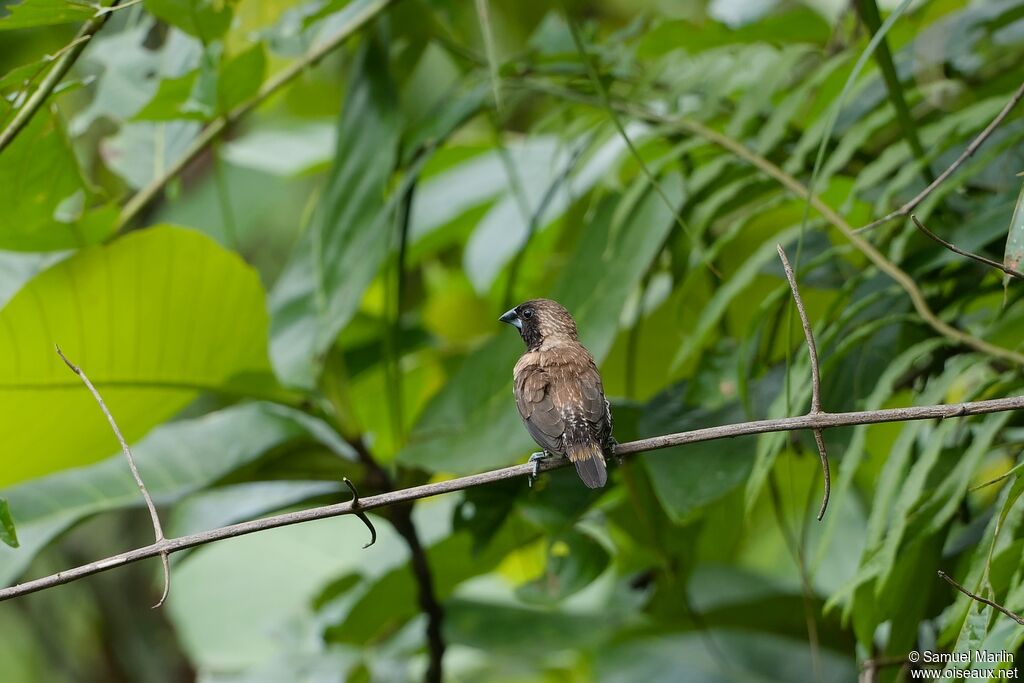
[343,477,376,548]
[354,511,377,549]
[343,476,360,504]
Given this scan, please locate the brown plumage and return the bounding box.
[500,299,613,489]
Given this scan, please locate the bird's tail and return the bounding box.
[566,441,607,489]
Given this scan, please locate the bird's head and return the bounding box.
[499,298,579,349]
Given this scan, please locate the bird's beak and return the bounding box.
[499,308,522,330]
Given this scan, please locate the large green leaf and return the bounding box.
[0,402,335,586]
[0,226,271,485]
[0,104,115,251]
[269,39,401,388]
[398,177,683,474]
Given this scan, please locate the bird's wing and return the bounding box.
[575,357,611,443]
[514,359,564,454]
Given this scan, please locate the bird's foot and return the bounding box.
[527,451,552,487]
[608,437,622,466]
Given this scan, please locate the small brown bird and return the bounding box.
[500,299,614,488]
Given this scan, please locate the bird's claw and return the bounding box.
[527,451,550,487]
[608,437,622,466]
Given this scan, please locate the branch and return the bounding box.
[856,79,1024,234]
[54,346,170,608]
[938,570,1024,626]
[777,246,831,520]
[114,0,399,232]
[3,395,1024,604]
[911,214,1024,280]
[0,2,121,154]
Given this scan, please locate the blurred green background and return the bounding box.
[2,0,1024,680]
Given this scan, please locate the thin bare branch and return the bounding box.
[938,570,1024,626]
[777,245,830,520]
[115,0,399,232]
[0,2,121,154]
[856,79,1024,234]
[911,215,1024,280]
[55,346,170,608]
[3,394,1024,603]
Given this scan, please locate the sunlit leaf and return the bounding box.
[0,226,271,485]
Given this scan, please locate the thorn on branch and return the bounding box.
[343,477,376,549]
[938,570,1024,626]
[911,215,1024,280]
[55,345,171,608]
[776,246,831,521]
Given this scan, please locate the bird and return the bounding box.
[499,298,614,489]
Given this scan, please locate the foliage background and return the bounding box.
[1,0,1024,680]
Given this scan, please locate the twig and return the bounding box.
[776,246,830,520]
[115,0,399,231]
[54,346,170,608]
[937,570,1024,626]
[3,395,1024,603]
[0,2,122,154]
[342,477,376,549]
[855,79,1024,234]
[911,215,1024,280]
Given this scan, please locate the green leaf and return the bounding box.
[398,178,683,474]
[641,370,783,521]
[269,39,401,388]
[517,530,610,603]
[132,71,208,121]
[144,0,234,40]
[216,43,265,113]
[0,402,327,586]
[1003,181,1024,279]
[0,499,17,548]
[0,226,271,485]
[0,0,93,31]
[444,598,619,654]
[0,104,114,251]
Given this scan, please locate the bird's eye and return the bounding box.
[521,308,534,319]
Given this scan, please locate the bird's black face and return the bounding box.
[499,299,576,350]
